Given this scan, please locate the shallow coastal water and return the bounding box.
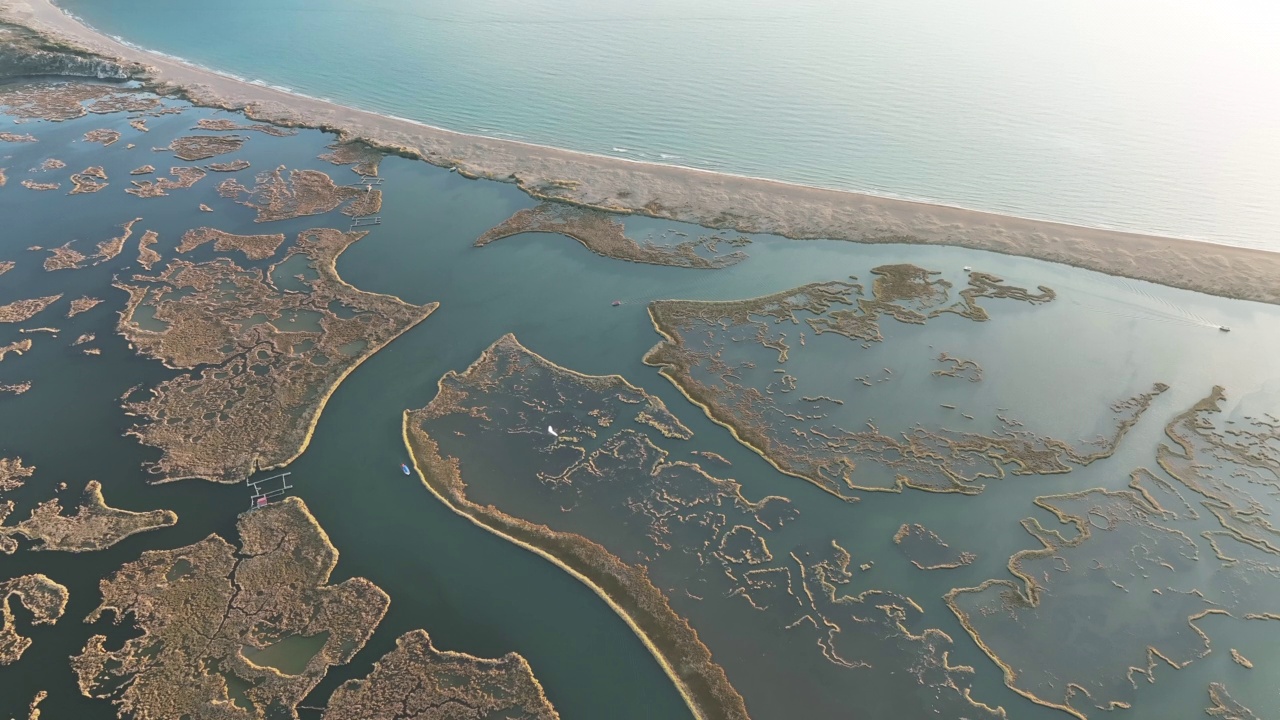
[3,81,1280,719]
[53,0,1280,249]
[0,91,688,719]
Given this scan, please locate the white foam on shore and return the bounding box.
[42,1,1256,251]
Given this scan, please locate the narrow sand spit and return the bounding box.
[4,0,1280,304]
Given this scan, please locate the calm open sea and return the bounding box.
[55,0,1280,248]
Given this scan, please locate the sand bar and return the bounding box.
[4,0,1280,304]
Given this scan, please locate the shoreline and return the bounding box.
[37,5,1262,252]
[5,0,1280,305]
[402,410,748,720]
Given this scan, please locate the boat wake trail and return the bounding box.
[1077,279,1222,330]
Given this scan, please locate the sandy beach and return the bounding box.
[4,0,1280,305]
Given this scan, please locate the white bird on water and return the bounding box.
[547,425,558,437]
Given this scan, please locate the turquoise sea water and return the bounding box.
[55,0,1280,249]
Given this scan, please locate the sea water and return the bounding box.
[53,0,1280,249]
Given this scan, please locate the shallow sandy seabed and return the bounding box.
[1,0,1276,303]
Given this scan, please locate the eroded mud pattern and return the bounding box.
[947,387,1280,718]
[893,523,976,570]
[933,352,983,382]
[407,334,1008,720]
[117,228,435,483]
[1207,683,1258,720]
[642,268,1158,499]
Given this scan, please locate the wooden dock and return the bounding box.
[248,471,294,508]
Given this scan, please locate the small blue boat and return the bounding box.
[401,463,411,475]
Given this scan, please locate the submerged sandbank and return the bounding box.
[3,0,1280,306]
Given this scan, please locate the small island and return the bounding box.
[323,630,560,720]
[477,202,750,268]
[118,227,436,483]
[73,497,389,720]
[0,574,68,665]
